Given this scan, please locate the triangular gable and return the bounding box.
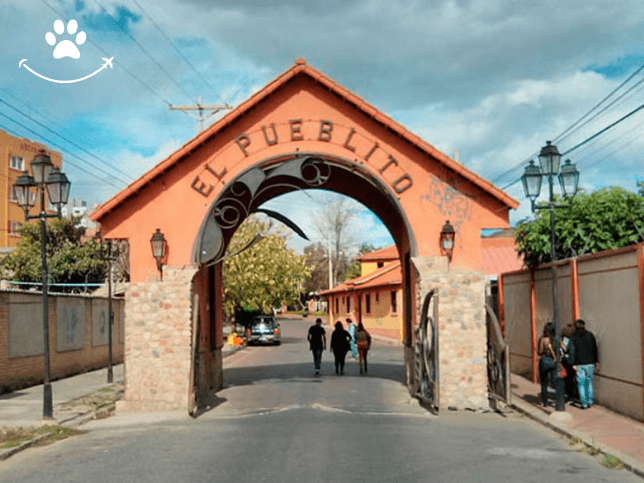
[92,59,517,222]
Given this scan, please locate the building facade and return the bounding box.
[322,238,522,341]
[0,130,63,248]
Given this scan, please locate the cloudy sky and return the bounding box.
[2,0,644,253]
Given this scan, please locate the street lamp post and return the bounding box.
[98,238,119,383]
[13,150,70,420]
[521,141,579,412]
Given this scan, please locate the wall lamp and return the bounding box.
[440,220,455,263]
[150,228,167,280]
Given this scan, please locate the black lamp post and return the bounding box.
[440,220,456,264]
[150,229,167,280]
[97,237,119,383]
[13,150,70,420]
[521,141,579,412]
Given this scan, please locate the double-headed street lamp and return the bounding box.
[521,141,579,412]
[13,150,71,420]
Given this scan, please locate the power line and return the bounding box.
[553,63,644,144]
[89,0,196,103]
[0,116,125,190]
[493,63,644,187]
[38,0,176,106]
[0,98,134,184]
[561,101,644,156]
[129,0,229,106]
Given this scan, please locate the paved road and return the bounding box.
[0,318,639,482]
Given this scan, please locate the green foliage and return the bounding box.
[600,455,624,469]
[1,218,107,290]
[224,218,312,314]
[515,187,644,266]
[344,243,376,281]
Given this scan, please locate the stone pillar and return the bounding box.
[412,257,488,409]
[119,266,198,413]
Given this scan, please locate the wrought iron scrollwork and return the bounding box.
[486,303,511,404]
[195,155,332,265]
[414,288,439,414]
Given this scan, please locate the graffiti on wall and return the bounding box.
[57,299,85,352]
[421,175,474,250]
[92,300,108,346]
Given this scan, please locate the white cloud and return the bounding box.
[3,0,644,245]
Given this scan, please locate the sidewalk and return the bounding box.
[0,365,125,429]
[510,373,644,478]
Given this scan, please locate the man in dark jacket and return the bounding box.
[570,319,598,409]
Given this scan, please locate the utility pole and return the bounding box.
[168,97,232,132]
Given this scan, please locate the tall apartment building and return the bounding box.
[0,130,63,248]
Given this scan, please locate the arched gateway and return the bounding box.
[91,59,518,413]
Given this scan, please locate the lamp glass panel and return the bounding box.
[30,153,54,184]
[538,143,561,175]
[521,172,542,198]
[150,231,166,259]
[13,171,36,210]
[559,169,580,197]
[46,169,71,205]
[441,236,454,251]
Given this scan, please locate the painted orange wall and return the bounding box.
[0,130,63,247]
[95,71,515,283]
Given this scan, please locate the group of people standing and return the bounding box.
[307,318,371,375]
[538,319,599,409]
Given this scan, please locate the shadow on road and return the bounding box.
[224,361,406,387]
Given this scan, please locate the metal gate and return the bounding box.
[485,303,511,405]
[414,289,439,414]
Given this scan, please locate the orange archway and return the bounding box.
[91,59,518,413]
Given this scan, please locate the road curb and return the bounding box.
[510,396,644,479]
[0,433,50,462]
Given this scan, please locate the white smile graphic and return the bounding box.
[19,19,114,84]
[19,57,114,84]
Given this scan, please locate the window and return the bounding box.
[391,290,397,313]
[9,155,24,171]
[9,221,22,236]
[8,186,17,202]
[335,297,339,314]
[375,292,379,303]
[346,295,350,313]
[365,294,371,314]
[377,262,384,268]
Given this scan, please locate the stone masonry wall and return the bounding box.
[412,256,488,409]
[121,266,198,412]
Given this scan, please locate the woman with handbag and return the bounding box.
[538,322,557,407]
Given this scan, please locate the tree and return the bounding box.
[515,187,644,266]
[223,216,312,314]
[302,242,329,294]
[313,197,357,286]
[344,243,375,281]
[0,217,107,291]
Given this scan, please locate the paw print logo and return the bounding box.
[45,20,86,59]
[19,17,113,83]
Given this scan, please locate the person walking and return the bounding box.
[307,318,327,375]
[346,318,358,360]
[330,321,352,375]
[537,322,557,407]
[570,319,599,409]
[355,322,371,375]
